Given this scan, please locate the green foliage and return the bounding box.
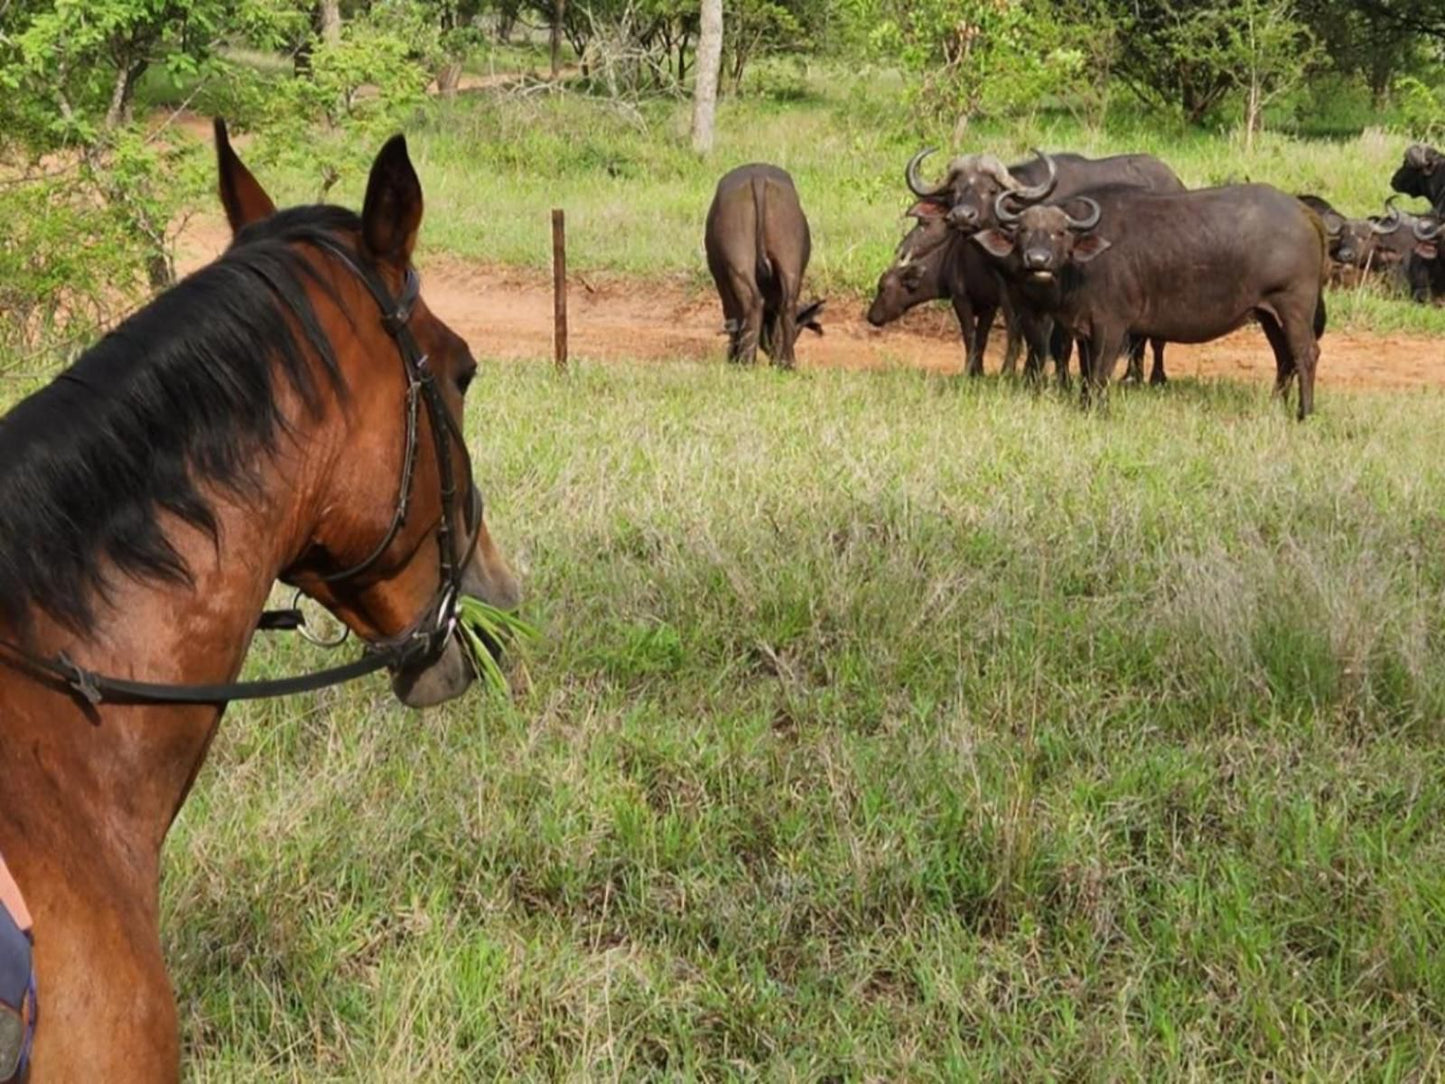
[1393,75,1445,140]
[845,0,1085,133]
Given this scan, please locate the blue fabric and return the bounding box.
[0,897,33,1082]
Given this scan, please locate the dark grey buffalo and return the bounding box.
[705,163,824,368]
[1412,217,1445,301]
[971,170,1328,419]
[1391,144,1445,214]
[866,191,1021,376]
[1297,194,1380,283]
[1371,199,1444,302]
[910,149,1184,386]
[902,148,1183,233]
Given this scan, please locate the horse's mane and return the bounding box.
[0,204,360,634]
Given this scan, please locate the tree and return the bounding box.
[552,0,566,75]
[1225,0,1318,148]
[848,0,1083,136]
[692,0,722,151]
[320,0,343,43]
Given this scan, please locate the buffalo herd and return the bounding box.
[704,142,1445,420]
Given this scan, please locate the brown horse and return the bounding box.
[0,122,520,1080]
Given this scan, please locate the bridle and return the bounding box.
[0,236,481,706]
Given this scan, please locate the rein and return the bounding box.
[0,236,477,707]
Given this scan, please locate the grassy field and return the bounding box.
[219,62,1445,336]
[166,360,1445,1080]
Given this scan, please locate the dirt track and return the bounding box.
[177,216,1445,390]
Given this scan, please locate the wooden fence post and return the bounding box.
[552,208,568,372]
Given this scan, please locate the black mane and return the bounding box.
[0,205,360,635]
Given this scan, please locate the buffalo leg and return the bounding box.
[1019,312,1052,385]
[1083,326,1127,408]
[972,302,998,377]
[774,273,801,370]
[726,269,763,365]
[1124,336,1145,384]
[1149,339,1167,386]
[1276,303,1321,420]
[1054,334,1074,386]
[1000,303,1023,376]
[1257,311,1296,403]
[949,293,983,376]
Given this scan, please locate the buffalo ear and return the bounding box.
[971,229,1015,259]
[1417,241,1439,261]
[796,299,825,333]
[907,199,947,220]
[1071,235,1112,263]
[215,118,276,235]
[361,134,424,266]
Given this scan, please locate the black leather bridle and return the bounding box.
[0,237,480,706]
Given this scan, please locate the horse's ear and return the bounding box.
[214,118,276,234]
[361,134,423,266]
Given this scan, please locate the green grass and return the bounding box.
[228,60,1445,335]
[167,359,1445,1080]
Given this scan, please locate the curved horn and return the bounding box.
[1414,217,1444,241]
[1009,148,1058,205]
[994,189,1024,226]
[906,148,946,198]
[1371,197,1402,235]
[1406,143,1431,168]
[1064,196,1101,232]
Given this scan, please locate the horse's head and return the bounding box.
[214,121,520,708]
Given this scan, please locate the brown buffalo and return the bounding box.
[705,163,824,368]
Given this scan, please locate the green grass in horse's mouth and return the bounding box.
[456,596,536,695]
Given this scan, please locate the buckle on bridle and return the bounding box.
[291,588,351,649]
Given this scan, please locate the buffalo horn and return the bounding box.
[1064,196,1101,232]
[1414,217,1444,241]
[1009,148,1058,205]
[993,190,1024,226]
[906,148,946,198]
[1371,197,1402,235]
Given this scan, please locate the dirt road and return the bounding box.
[177,216,1445,390]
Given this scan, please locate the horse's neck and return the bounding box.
[2,481,313,878]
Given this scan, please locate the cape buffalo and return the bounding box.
[1371,199,1443,302]
[1391,144,1445,214]
[971,171,1328,419]
[909,149,1184,386]
[1402,215,1444,302]
[902,148,1183,233]
[866,190,1022,376]
[1298,194,1380,283]
[705,163,824,368]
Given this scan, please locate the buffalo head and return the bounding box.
[867,202,952,326]
[1392,143,1444,207]
[1414,215,1443,262]
[970,182,1109,282]
[904,147,1054,233]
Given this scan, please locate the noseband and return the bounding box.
[0,237,482,706]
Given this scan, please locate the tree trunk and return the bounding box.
[691,0,722,153]
[103,60,147,128]
[551,0,566,78]
[319,0,342,46]
[438,60,463,98]
[1244,77,1261,151]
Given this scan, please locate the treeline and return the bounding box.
[1,0,1441,356]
